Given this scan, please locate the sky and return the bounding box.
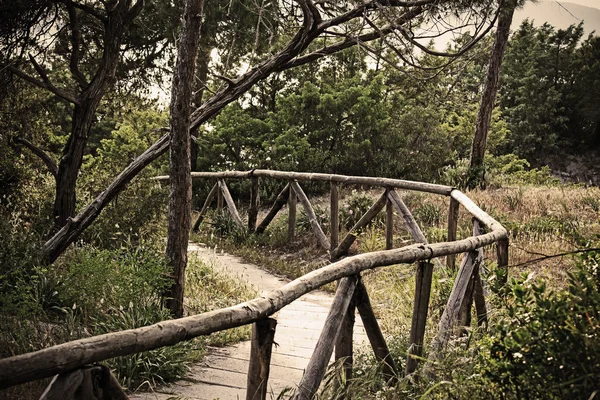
[516,0,600,35]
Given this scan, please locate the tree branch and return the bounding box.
[5,62,80,105]
[509,248,600,269]
[12,137,59,178]
[70,1,107,22]
[66,0,89,88]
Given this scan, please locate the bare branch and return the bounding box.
[12,137,59,178]
[278,7,425,72]
[70,1,107,22]
[509,248,600,269]
[396,8,499,58]
[4,62,80,105]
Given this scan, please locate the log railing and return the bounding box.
[0,170,508,400]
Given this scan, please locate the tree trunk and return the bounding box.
[164,0,205,318]
[468,0,517,189]
[41,5,427,263]
[51,0,143,229]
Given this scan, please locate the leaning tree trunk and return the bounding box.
[41,4,424,264]
[164,0,205,318]
[53,102,102,228]
[467,0,517,189]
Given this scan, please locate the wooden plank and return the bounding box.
[248,176,259,233]
[355,281,396,382]
[385,191,394,250]
[294,276,358,400]
[330,183,339,251]
[162,170,454,195]
[405,261,434,375]
[255,184,290,234]
[288,184,297,240]
[446,197,460,270]
[247,318,277,400]
[330,191,387,260]
[218,179,244,227]
[192,182,219,232]
[290,181,330,251]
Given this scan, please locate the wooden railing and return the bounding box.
[0,170,509,400]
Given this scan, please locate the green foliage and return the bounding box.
[340,191,375,230]
[442,154,559,188]
[79,109,169,248]
[53,242,169,322]
[298,205,330,234]
[483,250,600,399]
[93,301,193,390]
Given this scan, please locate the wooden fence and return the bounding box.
[0,170,509,400]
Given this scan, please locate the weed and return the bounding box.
[414,203,442,227]
[504,186,524,211]
[341,191,376,230]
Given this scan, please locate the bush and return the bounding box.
[341,191,376,230]
[482,249,600,399]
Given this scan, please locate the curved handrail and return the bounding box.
[0,188,506,388]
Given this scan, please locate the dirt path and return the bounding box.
[131,243,367,400]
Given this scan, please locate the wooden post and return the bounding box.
[427,249,479,369]
[248,176,259,233]
[40,365,128,400]
[331,191,387,260]
[355,281,397,382]
[473,274,488,328]
[192,182,218,232]
[387,190,427,244]
[246,318,277,400]
[405,261,434,375]
[330,183,339,251]
[385,189,394,250]
[472,219,488,327]
[335,290,355,391]
[388,190,445,270]
[216,183,224,211]
[496,237,509,286]
[256,184,290,234]
[294,276,358,400]
[288,182,297,240]
[218,179,243,227]
[446,197,460,270]
[290,181,330,251]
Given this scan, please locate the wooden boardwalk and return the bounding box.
[131,244,368,400]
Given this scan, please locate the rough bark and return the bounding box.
[164,0,205,318]
[52,0,144,229]
[246,318,277,400]
[468,0,517,189]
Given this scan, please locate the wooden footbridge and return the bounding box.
[0,170,509,399]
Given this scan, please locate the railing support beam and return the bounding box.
[246,318,277,400]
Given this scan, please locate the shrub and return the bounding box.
[341,191,377,230]
[482,249,600,399]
